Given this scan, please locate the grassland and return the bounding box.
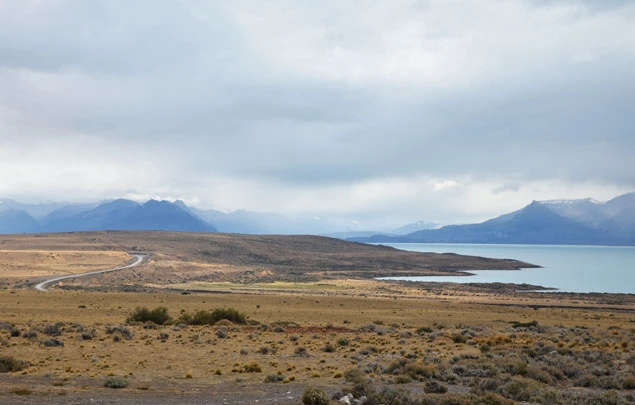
[0,231,633,404]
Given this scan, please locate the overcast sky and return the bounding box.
[1,0,634,229]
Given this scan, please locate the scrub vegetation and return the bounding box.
[0,231,632,403]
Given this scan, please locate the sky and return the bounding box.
[0,0,634,230]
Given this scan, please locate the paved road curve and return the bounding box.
[35,254,146,291]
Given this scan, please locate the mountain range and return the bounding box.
[0,199,216,234]
[350,192,635,246]
[1,192,634,245]
[0,196,441,236]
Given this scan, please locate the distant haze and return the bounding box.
[1,1,633,229]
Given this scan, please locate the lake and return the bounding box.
[378,243,635,294]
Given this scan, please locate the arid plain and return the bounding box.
[0,232,633,404]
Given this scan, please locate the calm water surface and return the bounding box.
[379,243,635,294]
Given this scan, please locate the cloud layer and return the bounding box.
[1,0,634,228]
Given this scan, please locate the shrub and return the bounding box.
[11,387,31,395]
[127,307,171,325]
[302,387,330,405]
[405,363,436,380]
[394,375,412,384]
[351,380,377,398]
[105,325,133,340]
[44,338,64,347]
[22,330,37,339]
[0,355,25,373]
[344,368,366,384]
[424,381,448,394]
[242,362,262,373]
[264,373,285,383]
[216,328,229,339]
[179,307,247,325]
[477,393,515,405]
[499,377,541,402]
[369,388,418,405]
[452,333,468,344]
[511,320,538,329]
[295,347,308,357]
[104,376,129,389]
[81,329,96,340]
[323,343,336,353]
[43,324,62,336]
[623,375,635,389]
[337,337,350,346]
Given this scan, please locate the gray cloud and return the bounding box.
[0,0,633,227]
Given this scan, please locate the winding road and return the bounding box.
[35,253,147,291]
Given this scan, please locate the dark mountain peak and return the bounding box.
[352,194,632,245]
[520,200,559,215]
[128,199,216,232]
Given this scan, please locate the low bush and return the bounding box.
[452,333,468,344]
[264,373,285,383]
[511,320,538,329]
[302,387,330,405]
[0,355,25,373]
[295,347,308,357]
[622,375,635,389]
[44,338,64,347]
[22,330,38,339]
[242,362,262,373]
[499,377,542,402]
[104,376,129,389]
[367,388,418,405]
[216,328,229,339]
[405,363,436,380]
[43,324,62,336]
[323,343,336,353]
[105,325,133,340]
[179,307,247,325]
[127,307,171,325]
[337,337,350,346]
[343,368,366,384]
[424,381,448,394]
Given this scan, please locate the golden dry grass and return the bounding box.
[0,250,129,282]
[0,289,633,403]
[0,232,632,404]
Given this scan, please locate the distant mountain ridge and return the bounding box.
[1,192,633,242]
[0,199,216,234]
[350,192,635,246]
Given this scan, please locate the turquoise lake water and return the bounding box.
[378,243,635,294]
